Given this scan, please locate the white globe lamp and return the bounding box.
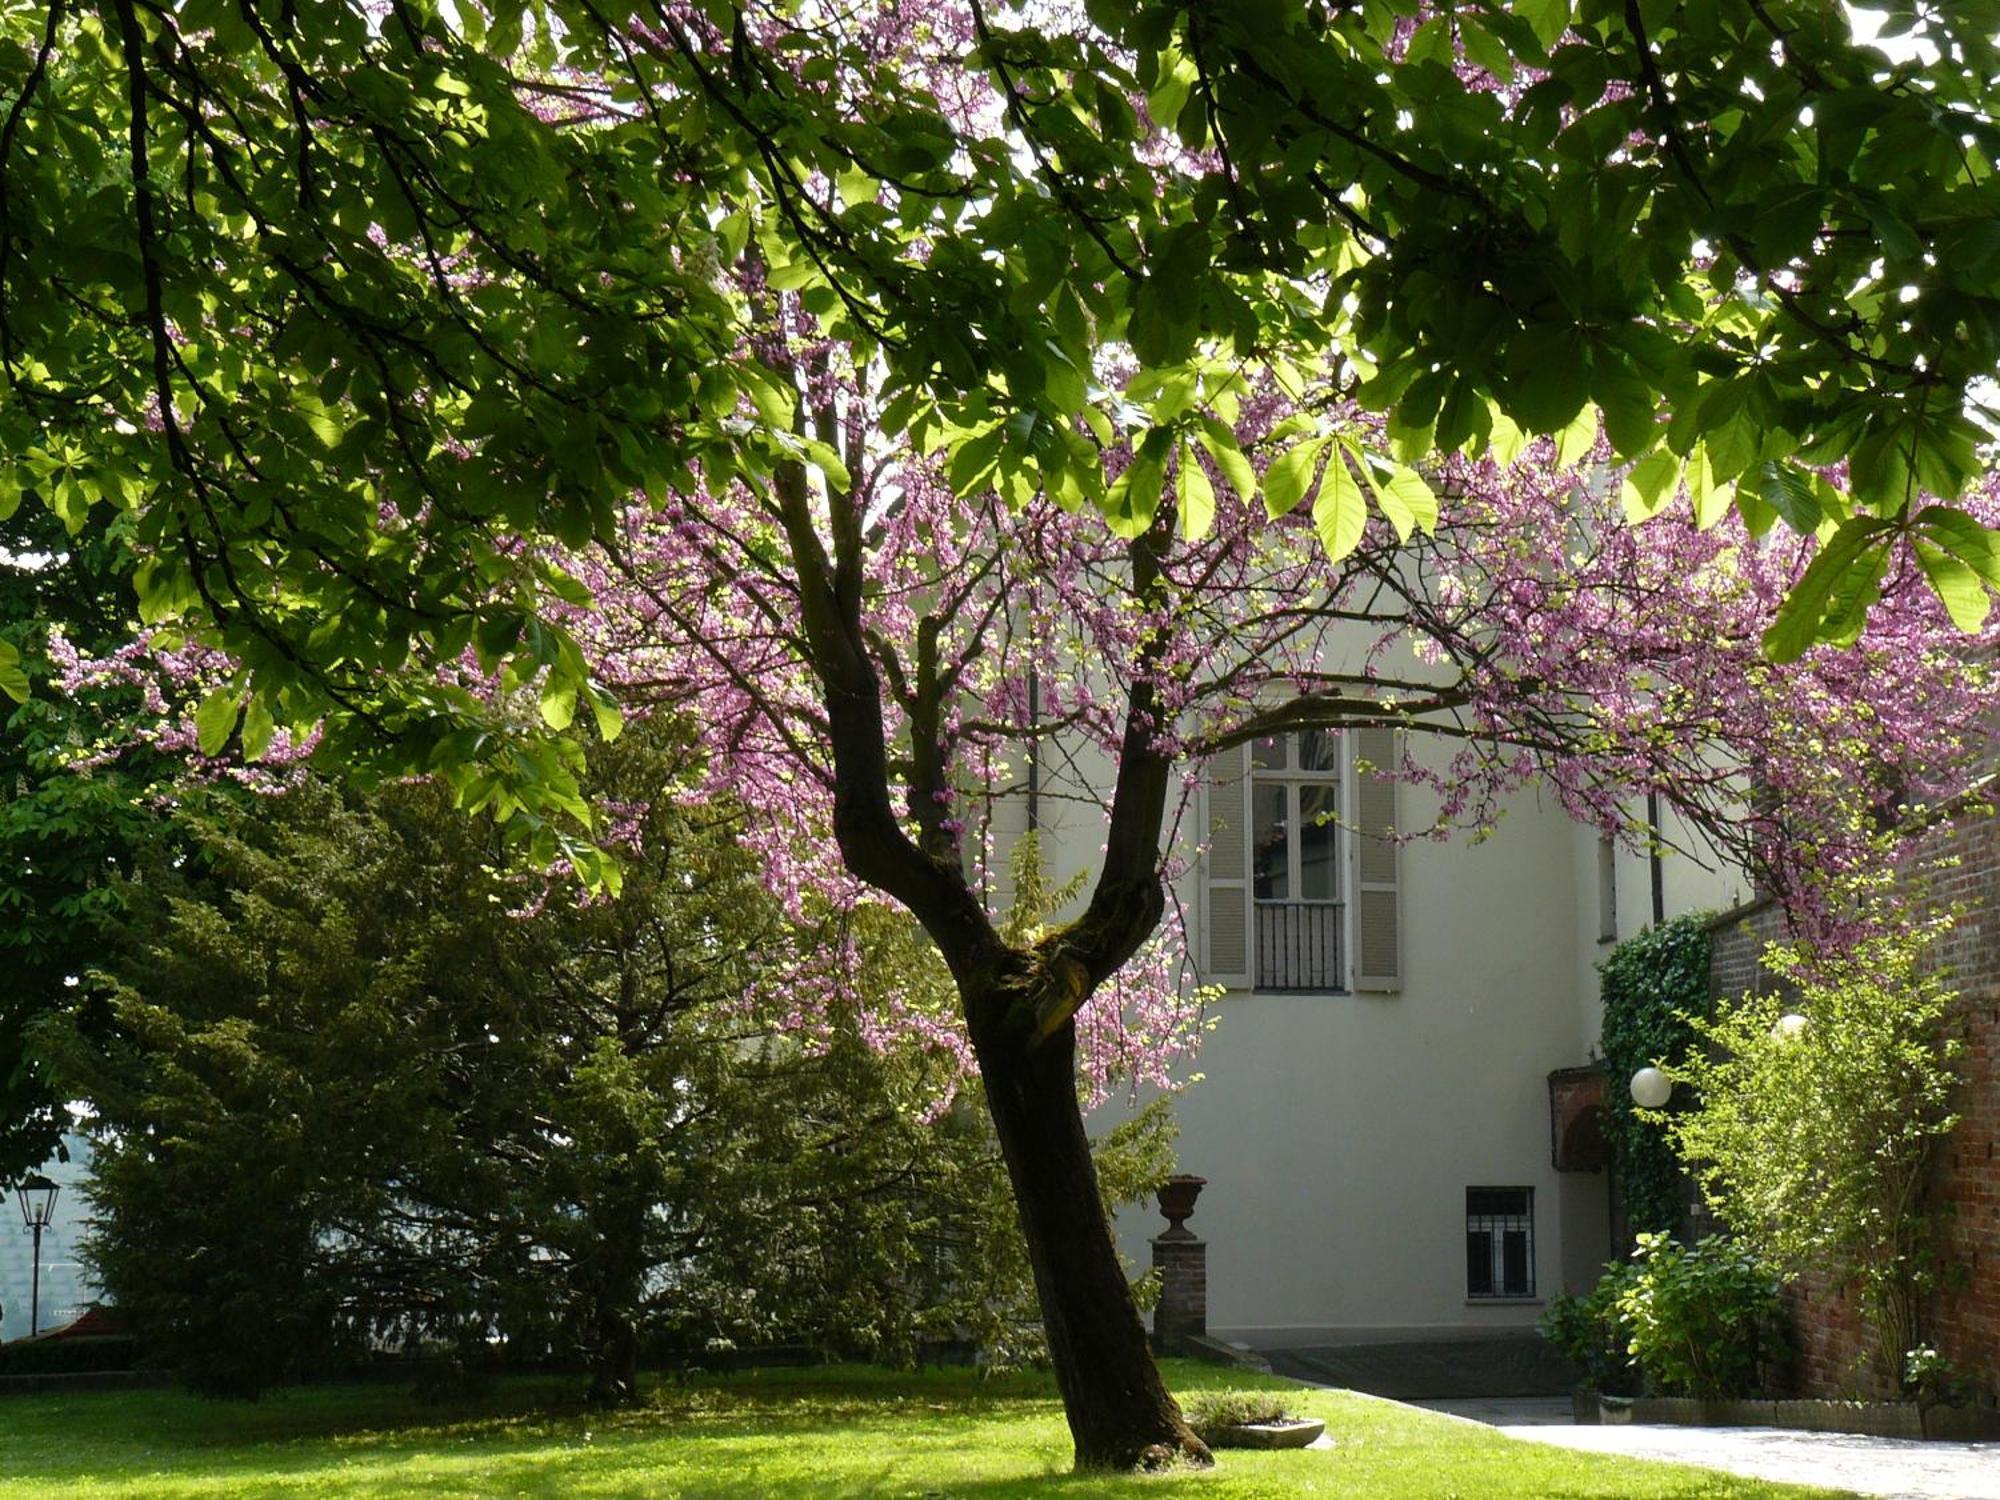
[1629,1066,1673,1110]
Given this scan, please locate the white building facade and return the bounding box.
[1015,724,1751,1347]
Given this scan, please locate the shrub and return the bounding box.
[1538,1274,1637,1393]
[1666,917,1962,1389]
[1904,1345,1971,1410]
[1609,1233,1782,1399]
[0,1335,139,1376]
[45,758,1177,1399]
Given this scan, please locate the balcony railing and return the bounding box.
[1255,900,1344,992]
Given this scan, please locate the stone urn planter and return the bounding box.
[1157,1174,1207,1233]
[1201,1416,1328,1450]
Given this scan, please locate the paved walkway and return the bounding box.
[1266,1335,1575,1399]
[1411,1395,2000,1500]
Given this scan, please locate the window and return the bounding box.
[1249,732,1343,991]
[1465,1187,1535,1299]
[1200,725,1401,994]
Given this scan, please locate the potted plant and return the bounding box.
[1538,1268,1639,1424]
[1156,1174,1207,1234]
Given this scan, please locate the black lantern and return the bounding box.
[15,1176,59,1337]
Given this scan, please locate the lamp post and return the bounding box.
[15,1177,59,1337]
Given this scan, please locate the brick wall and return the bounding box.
[1920,798,2000,1394]
[1707,798,2000,1397]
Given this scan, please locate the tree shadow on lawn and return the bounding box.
[7,1367,1043,1445]
[0,1368,1066,1482]
[0,1364,1848,1500]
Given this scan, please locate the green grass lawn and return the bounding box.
[0,1360,1846,1499]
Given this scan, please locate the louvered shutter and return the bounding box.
[1352,725,1403,992]
[1200,744,1253,989]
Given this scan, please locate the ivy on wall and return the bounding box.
[1599,915,1713,1237]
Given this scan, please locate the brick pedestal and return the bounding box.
[1152,1229,1207,1354]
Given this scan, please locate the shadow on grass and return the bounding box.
[0,1362,1848,1500]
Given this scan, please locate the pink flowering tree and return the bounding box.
[529,320,1994,1463]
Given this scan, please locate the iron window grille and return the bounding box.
[1465,1186,1535,1299]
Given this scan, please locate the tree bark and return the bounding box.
[968,982,1211,1471]
[587,1305,641,1407]
[584,1181,647,1406]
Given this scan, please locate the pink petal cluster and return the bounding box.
[554,368,1995,1084]
[55,357,1994,1096]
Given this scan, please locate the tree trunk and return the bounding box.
[587,1306,641,1406]
[970,990,1211,1471]
[585,1184,647,1407]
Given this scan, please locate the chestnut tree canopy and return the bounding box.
[2,0,1998,851]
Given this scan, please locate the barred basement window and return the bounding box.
[1465,1187,1534,1299]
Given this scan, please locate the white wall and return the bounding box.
[1005,680,1757,1341]
[1103,772,1616,1342]
[1566,804,1755,1067]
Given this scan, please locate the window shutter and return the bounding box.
[1200,744,1253,989]
[1352,725,1402,992]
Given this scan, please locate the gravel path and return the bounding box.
[1402,1397,2000,1500]
[1497,1421,2000,1499]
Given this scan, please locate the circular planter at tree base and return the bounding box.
[1200,1417,1328,1450]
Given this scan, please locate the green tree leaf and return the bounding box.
[1313,446,1367,562]
[1913,540,1991,631]
[589,688,625,743]
[1195,419,1256,500]
[1518,0,1571,50]
[1763,518,1894,663]
[1687,445,1732,531]
[1362,460,1438,542]
[194,690,239,757]
[1263,436,1328,518]
[1594,354,1658,459]
[1745,462,1823,535]
[539,678,578,732]
[0,640,26,704]
[1621,451,1680,523]
[1178,443,1216,540]
[240,695,276,762]
[1913,506,2000,588]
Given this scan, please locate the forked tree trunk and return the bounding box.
[774,444,1202,1468]
[969,986,1212,1471]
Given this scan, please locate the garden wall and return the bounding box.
[1706,793,2000,1398]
